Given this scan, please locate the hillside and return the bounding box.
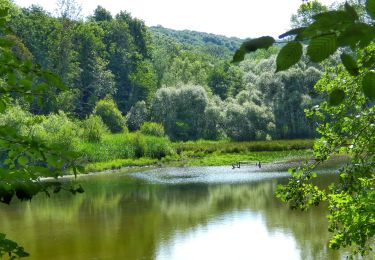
[149,25,243,54]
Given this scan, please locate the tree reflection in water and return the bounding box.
[0,169,350,259]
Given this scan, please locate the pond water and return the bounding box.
[0,166,357,259]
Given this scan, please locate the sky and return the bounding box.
[13,0,340,38]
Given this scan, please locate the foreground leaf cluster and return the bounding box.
[233,1,375,104]
[0,3,83,257]
[234,0,375,257]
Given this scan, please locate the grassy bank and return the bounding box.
[174,139,314,153]
[162,150,313,167]
[77,134,315,173]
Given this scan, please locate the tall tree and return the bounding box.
[72,21,115,116]
[290,0,328,28]
[90,5,112,22]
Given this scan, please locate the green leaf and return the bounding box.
[37,96,43,107]
[17,156,29,166]
[279,27,306,39]
[313,10,356,23]
[76,165,85,174]
[303,11,355,39]
[64,151,79,159]
[0,99,6,113]
[337,23,375,49]
[233,37,275,63]
[0,18,6,27]
[328,89,345,106]
[344,3,358,21]
[7,72,17,86]
[0,37,14,47]
[241,36,275,53]
[47,155,59,168]
[15,248,29,257]
[0,8,8,18]
[21,60,33,73]
[25,95,33,104]
[340,53,359,76]
[362,71,375,99]
[35,83,48,92]
[20,79,33,89]
[366,0,375,19]
[307,35,337,62]
[276,42,303,72]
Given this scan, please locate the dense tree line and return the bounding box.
[5,1,325,141]
[9,3,154,115]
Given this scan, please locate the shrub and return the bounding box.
[82,115,109,143]
[127,132,146,158]
[0,105,34,136]
[94,98,126,133]
[127,132,174,159]
[34,111,82,150]
[143,135,174,159]
[139,122,165,137]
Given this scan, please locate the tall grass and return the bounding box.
[77,132,174,162]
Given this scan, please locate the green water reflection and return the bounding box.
[0,169,352,259]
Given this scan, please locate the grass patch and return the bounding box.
[162,150,313,167]
[174,139,314,154]
[84,158,158,173]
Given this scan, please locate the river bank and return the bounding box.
[82,149,313,173]
[75,138,351,174]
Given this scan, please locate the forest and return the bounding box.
[0,0,334,174]
[0,0,374,258]
[2,1,327,142]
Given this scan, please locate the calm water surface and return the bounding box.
[0,166,361,259]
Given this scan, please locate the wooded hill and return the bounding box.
[150,25,243,55]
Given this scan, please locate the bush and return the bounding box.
[34,111,82,150]
[139,122,165,137]
[127,132,146,158]
[143,135,174,159]
[0,106,34,136]
[94,98,126,133]
[127,133,174,159]
[81,115,109,143]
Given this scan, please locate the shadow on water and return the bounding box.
[0,166,357,259]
